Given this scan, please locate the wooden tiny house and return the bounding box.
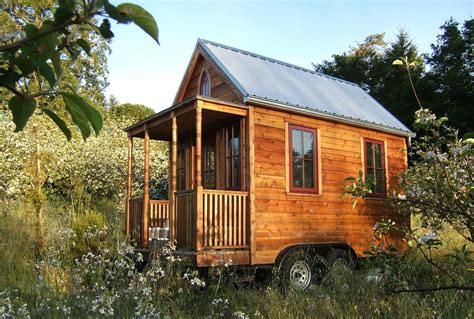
[125,39,414,284]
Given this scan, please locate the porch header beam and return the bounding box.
[125,96,249,137]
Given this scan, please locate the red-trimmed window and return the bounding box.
[364,138,386,196]
[289,125,318,193]
[200,71,210,96]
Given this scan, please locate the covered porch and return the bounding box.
[125,96,252,266]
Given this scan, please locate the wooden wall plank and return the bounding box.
[251,105,409,265]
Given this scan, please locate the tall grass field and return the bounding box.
[1,199,472,318]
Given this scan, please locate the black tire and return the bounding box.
[278,248,324,290]
[325,248,356,273]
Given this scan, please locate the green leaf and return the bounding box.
[23,24,39,38]
[66,43,80,60]
[61,92,102,137]
[61,92,91,140]
[54,6,74,25]
[0,70,20,90]
[464,138,474,144]
[38,62,56,88]
[117,3,159,44]
[58,0,75,11]
[344,176,356,181]
[43,108,72,140]
[99,19,115,39]
[8,96,37,132]
[463,131,474,139]
[392,59,403,65]
[51,50,63,78]
[14,56,36,75]
[104,1,132,23]
[75,39,91,56]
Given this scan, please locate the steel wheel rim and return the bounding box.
[289,260,311,289]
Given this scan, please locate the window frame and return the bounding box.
[288,124,319,194]
[363,138,387,197]
[199,70,211,97]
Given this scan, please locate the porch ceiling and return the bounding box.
[133,108,243,141]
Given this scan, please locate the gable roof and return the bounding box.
[197,39,414,137]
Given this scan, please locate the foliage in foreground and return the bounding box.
[0,0,158,140]
[1,201,473,318]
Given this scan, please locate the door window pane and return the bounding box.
[225,123,240,189]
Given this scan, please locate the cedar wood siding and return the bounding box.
[252,106,408,265]
[181,55,240,104]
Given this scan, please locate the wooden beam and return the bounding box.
[248,105,256,264]
[195,106,203,187]
[143,128,150,248]
[171,113,178,240]
[195,104,203,252]
[200,100,248,117]
[126,137,133,238]
[127,124,146,138]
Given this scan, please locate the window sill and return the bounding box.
[286,191,322,197]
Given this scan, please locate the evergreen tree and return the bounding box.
[425,18,473,133]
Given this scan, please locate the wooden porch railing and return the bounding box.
[128,198,170,247]
[202,190,248,248]
[129,190,249,250]
[129,198,144,245]
[174,190,196,248]
[149,200,171,240]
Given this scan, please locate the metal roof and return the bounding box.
[199,39,414,137]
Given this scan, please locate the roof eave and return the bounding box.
[245,96,416,138]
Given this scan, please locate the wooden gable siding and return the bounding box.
[181,55,240,104]
[251,106,408,265]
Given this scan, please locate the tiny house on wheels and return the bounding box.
[124,39,414,289]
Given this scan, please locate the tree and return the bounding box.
[425,18,474,134]
[0,0,159,140]
[313,30,427,127]
[313,33,386,92]
[107,102,155,122]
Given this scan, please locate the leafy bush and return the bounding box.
[0,114,169,202]
[71,210,107,259]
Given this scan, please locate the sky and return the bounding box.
[106,0,473,112]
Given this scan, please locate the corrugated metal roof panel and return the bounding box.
[199,39,413,136]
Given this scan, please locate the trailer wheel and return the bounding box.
[279,249,322,290]
[325,248,355,273]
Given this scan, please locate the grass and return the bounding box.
[0,199,472,318]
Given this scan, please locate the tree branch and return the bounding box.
[0,11,95,52]
[388,285,474,295]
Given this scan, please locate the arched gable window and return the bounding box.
[200,71,210,96]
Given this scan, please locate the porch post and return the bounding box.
[143,127,150,247]
[126,136,133,238]
[195,103,203,251]
[171,113,178,240]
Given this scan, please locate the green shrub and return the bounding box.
[71,210,107,259]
